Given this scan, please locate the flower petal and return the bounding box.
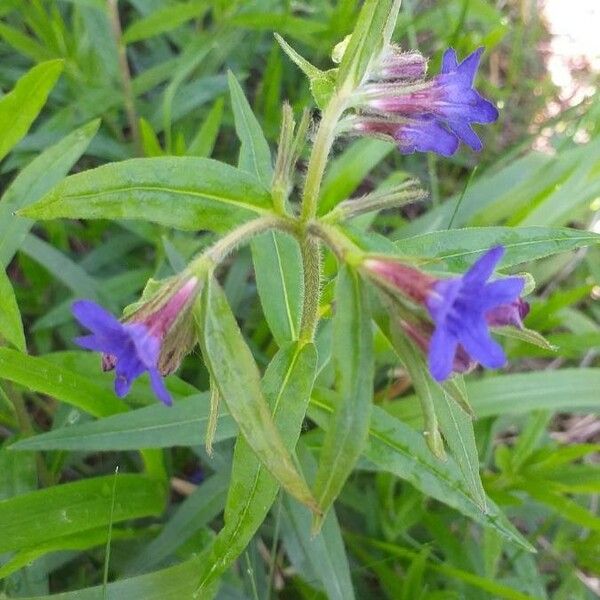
[479,277,525,310]
[456,47,484,85]
[72,300,123,335]
[149,368,172,406]
[463,246,504,285]
[459,318,506,369]
[441,48,459,74]
[428,326,458,381]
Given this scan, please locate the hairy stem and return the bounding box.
[190,216,297,275]
[299,236,321,341]
[300,92,349,222]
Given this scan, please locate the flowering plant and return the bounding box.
[1,0,599,597]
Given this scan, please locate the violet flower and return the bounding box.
[364,246,526,382]
[72,276,200,405]
[425,246,524,381]
[73,300,172,405]
[354,47,499,155]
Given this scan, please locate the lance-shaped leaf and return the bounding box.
[0,119,100,267]
[0,474,165,554]
[394,226,600,272]
[197,277,319,513]
[194,341,317,592]
[228,71,272,187]
[0,269,25,352]
[309,392,534,551]
[312,266,373,529]
[228,70,304,346]
[336,0,402,88]
[19,157,274,232]
[380,315,486,509]
[0,59,63,161]
[10,394,238,452]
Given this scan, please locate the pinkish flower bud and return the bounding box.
[363,258,436,304]
[103,276,200,376]
[486,298,530,329]
[373,47,427,81]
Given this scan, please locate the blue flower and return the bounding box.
[361,47,499,155]
[72,300,172,406]
[393,117,460,157]
[425,246,524,382]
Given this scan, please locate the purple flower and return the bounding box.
[426,246,524,381]
[72,276,200,405]
[357,47,499,155]
[354,117,459,157]
[72,300,172,405]
[363,246,526,382]
[372,48,427,81]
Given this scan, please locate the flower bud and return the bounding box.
[122,276,200,375]
[363,247,526,382]
[372,47,427,81]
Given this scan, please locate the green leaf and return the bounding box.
[388,369,600,424]
[0,527,139,579]
[0,268,26,352]
[20,555,214,600]
[394,226,600,272]
[0,348,127,418]
[336,0,401,88]
[123,472,229,576]
[0,119,100,267]
[10,394,237,452]
[123,0,206,43]
[0,59,63,161]
[227,71,272,187]
[19,157,274,232]
[20,233,100,300]
[251,231,303,345]
[197,277,318,512]
[309,392,534,551]
[0,474,164,554]
[281,442,356,600]
[361,536,536,600]
[274,34,336,108]
[187,97,224,157]
[228,75,304,347]
[494,326,557,351]
[313,266,373,527]
[194,341,317,592]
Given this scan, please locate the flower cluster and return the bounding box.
[348,46,499,156]
[364,246,528,382]
[72,276,200,405]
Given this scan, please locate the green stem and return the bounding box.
[190,216,296,275]
[309,221,364,265]
[300,92,348,222]
[299,236,321,341]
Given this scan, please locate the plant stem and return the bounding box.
[107,0,141,155]
[297,90,349,340]
[299,236,321,341]
[300,92,349,222]
[190,216,297,275]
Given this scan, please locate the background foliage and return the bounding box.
[1,0,599,598]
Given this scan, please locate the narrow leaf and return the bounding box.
[197,277,318,512]
[194,341,317,592]
[0,59,63,161]
[313,266,373,528]
[19,157,273,232]
[0,269,26,352]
